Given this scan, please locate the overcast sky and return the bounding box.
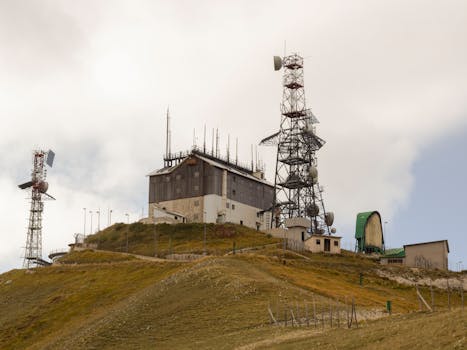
[1,0,466,272]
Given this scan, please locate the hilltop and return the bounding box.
[0,223,465,349]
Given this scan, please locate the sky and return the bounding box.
[0,0,466,272]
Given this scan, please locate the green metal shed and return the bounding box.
[355,211,385,253]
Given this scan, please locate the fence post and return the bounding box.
[416,285,422,311]
[447,280,451,311]
[430,282,435,311]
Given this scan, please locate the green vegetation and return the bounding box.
[0,223,464,349]
[258,309,465,349]
[85,222,280,257]
[57,249,137,264]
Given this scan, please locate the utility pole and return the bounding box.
[203,211,207,255]
[89,210,93,234]
[83,207,86,238]
[125,213,129,252]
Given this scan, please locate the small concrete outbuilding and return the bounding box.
[305,234,341,254]
[404,240,449,270]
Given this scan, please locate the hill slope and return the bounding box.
[0,224,465,349]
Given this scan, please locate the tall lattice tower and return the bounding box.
[261,53,335,233]
[18,150,55,268]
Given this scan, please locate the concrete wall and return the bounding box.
[365,213,383,249]
[305,235,341,254]
[150,196,204,223]
[405,241,448,270]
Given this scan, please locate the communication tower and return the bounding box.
[18,150,55,268]
[261,54,335,234]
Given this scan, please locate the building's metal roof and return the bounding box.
[404,240,449,253]
[382,248,405,258]
[147,152,274,187]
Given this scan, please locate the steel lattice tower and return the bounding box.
[19,150,55,268]
[261,53,334,233]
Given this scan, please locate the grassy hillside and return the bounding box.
[85,222,280,257]
[0,224,464,349]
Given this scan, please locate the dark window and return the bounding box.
[316,239,320,245]
[301,232,305,241]
[334,241,338,246]
[240,220,243,225]
[232,189,236,196]
[175,216,178,220]
[232,204,235,210]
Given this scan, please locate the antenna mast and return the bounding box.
[18,149,55,268]
[261,53,334,232]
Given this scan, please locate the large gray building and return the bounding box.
[147,149,274,230]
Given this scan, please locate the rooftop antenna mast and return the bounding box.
[260,53,335,233]
[18,149,56,268]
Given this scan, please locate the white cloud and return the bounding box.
[0,0,466,271]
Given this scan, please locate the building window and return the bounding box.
[194,200,199,207]
[193,214,199,220]
[240,220,243,225]
[301,232,305,241]
[232,189,236,196]
[174,216,178,220]
[226,203,230,208]
[334,241,338,247]
[316,239,321,245]
[232,204,235,210]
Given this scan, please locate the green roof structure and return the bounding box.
[382,248,405,258]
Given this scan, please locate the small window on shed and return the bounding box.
[334,241,338,247]
[316,239,321,245]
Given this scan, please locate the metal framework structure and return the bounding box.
[18,150,55,268]
[261,53,334,233]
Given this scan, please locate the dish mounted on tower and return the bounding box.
[18,149,56,268]
[261,53,335,234]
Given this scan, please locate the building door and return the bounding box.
[324,239,330,252]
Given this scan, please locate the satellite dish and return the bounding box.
[46,150,55,167]
[325,212,334,226]
[307,203,320,217]
[273,56,282,71]
[309,166,318,180]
